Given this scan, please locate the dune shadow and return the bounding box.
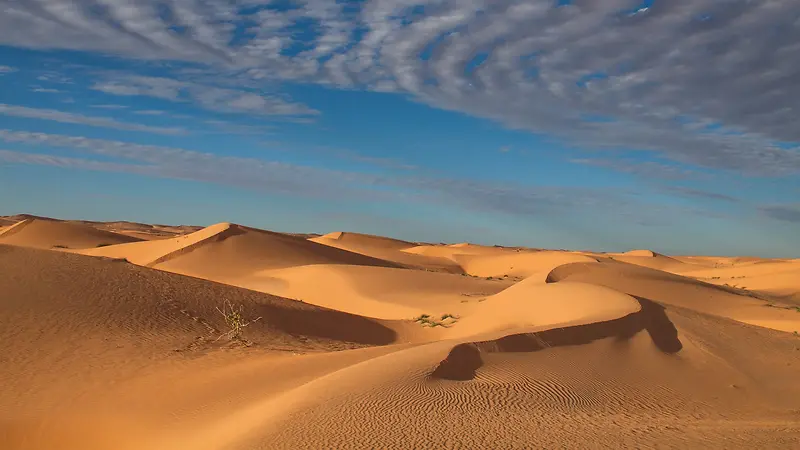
[431,296,681,381]
[253,302,398,346]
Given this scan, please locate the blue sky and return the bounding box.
[0,0,799,257]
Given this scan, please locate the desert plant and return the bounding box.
[52,244,69,249]
[215,300,262,342]
[414,313,459,328]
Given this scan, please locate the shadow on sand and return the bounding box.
[431,296,681,381]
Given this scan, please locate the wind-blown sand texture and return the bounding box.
[2,217,800,449]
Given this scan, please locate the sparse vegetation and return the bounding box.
[51,244,69,249]
[215,300,262,342]
[413,313,460,328]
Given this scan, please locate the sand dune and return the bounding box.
[3,215,800,449]
[455,250,598,279]
[314,231,416,249]
[82,222,399,273]
[0,245,409,449]
[240,296,799,449]
[311,232,463,272]
[248,264,512,320]
[446,280,641,339]
[404,242,512,259]
[546,259,800,333]
[604,249,693,271]
[0,218,142,249]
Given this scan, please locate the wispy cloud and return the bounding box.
[31,87,62,93]
[0,65,16,74]
[90,104,129,110]
[759,205,800,224]
[0,104,184,135]
[36,72,74,84]
[92,75,319,117]
[0,129,674,224]
[133,110,166,116]
[570,157,698,180]
[0,130,383,199]
[662,186,741,203]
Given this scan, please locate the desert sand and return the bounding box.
[2,214,799,449]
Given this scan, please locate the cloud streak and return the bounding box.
[91,75,319,117]
[0,104,185,135]
[0,129,683,225]
[759,205,800,224]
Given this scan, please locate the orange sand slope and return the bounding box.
[310,231,464,273]
[0,218,142,249]
[250,263,513,319]
[3,217,800,449]
[81,222,402,277]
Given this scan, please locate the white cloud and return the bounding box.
[0,128,779,237]
[133,110,166,116]
[0,130,387,199]
[90,104,129,109]
[0,65,16,74]
[0,104,184,135]
[31,87,62,93]
[92,75,319,117]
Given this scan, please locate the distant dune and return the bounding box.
[0,218,142,249]
[311,232,463,273]
[315,231,417,249]
[2,214,800,449]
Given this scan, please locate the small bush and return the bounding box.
[215,300,262,342]
[52,245,69,249]
[414,313,459,328]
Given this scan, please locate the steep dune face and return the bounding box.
[82,223,401,275]
[446,280,641,340]
[0,245,401,450]
[671,259,800,301]
[455,250,598,278]
[242,301,800,449]
[606,249,691,271]
[248,264,512,320]
[404,243,511,260]
[314,231,416,250]
[546,260,800,333]
[0,218,142,249]
[154,224,403,281]
[311,232,463,273]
